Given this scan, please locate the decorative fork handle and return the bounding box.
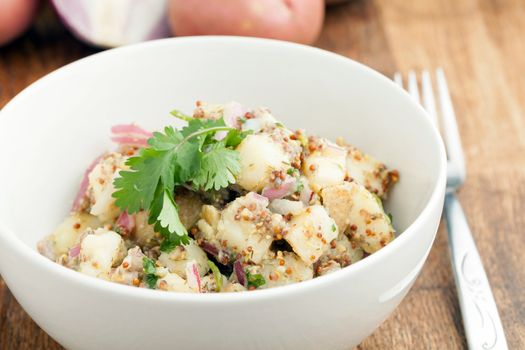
[445,193,508,350]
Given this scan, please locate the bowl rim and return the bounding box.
[0,36,447,303]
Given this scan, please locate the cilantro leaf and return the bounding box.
[246,271,266,289]
[143,257,158,289]
[192,143,240,191]
[113,112,248,252]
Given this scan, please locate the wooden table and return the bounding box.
[1,1,524,349]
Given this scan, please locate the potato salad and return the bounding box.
[38,101,399,293]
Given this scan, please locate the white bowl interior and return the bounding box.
[0,37,439,251]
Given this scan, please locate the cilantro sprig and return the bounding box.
[143,257,158,289]
[113,115,248,251]
[246,271,266,289]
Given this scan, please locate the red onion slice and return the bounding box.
[71,155,102,212]
[110,136,149,147]
[185,261,202,293]
[116,211,135,236]
[111,124,153,138]
[261,177,297,201]
[68,244,81,258]
[234,260,246,287]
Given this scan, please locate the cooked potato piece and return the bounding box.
[285,205,338,264]
[269,199,305,216]
[317,233,364,277]
[133,211,160,248]
[79,228,126,279]
[344,144,398,199]
[321,183,355,233]
[156,267,194,292]
[88,152,128,222]
[236,134,290,192]
[111,246,146,286]
[158,239,209,277]
[302,139,346,192]
[222,281,247,293]
[174,189,203,229]
[343,182,395,253]
[48,213,101,257]
[216,192,283,263]
[257,251,313,289]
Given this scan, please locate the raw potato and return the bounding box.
[49,213,101,256]
[236,134,290,192]
[343,182,395,253]
[168,0,325,45]
[216,192,283,263]
[79,229,126,279]
[257,251,313,289]
[344,144,398,199]
[158,239,209,278]
[302,140,347,192]
[88,152,127,223]
[0,0,38,46]
[285,205,338,264]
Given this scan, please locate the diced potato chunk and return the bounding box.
[302,140,346,192]
[285,205,338,264]
[343,182,395,253]
[317,234,364,276]
[158,239,209,278]
[344,144,398,199]
[79,228,126,279]
[88,152,127,222]
[133,211,160,248]
[49,213,101,256]
[216,192,283,263]
[236,134,290,192]
[269,199,305,216]
[222,282,247,293]
[257,251,313,289]
[111,246,146,286]
[174,190,203,229]
[321,182,355,233]
[156,268,194,293]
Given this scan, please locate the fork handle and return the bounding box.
[445,193,508,350]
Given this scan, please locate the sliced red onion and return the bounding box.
[110,136,149,147]
[261,177,297,201]
[68,244,81,258]
[248,192,270,206]
[199,241,219,256]
[71,155,102,212]
[185,261,202,293]
[51,0,170,48]
[234,260,246,287]
[111,124,153,138]
[116,211,135,236]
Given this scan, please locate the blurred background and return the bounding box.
[0,0,524,349]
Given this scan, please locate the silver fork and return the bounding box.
[394,69,508,350]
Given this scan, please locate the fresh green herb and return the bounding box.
[275,122,285,128]
[295,178,304,193]
[207,260,223,292]
[142,257,158,289]
[387,213,393,224]
[287,167,299,176]
[113,115,248,251]
[246,271,266,289]
[332,224,337,232]
[169,109,193,122]
[113,226,122,235]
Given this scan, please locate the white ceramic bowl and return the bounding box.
[0,37,446,350]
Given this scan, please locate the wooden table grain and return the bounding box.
[1,1,524,349]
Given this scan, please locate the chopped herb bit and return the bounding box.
[246,271,266,289]
[287,167,298,176]
[295,178,304,193]
[142,257,158,289]
[113,115,247,251]
[387,213,393,224]
[332,224,337,232]
[207,260,223,292]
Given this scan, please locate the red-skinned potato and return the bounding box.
[0,0,39,46]
[168,0,324,45]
